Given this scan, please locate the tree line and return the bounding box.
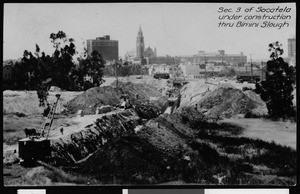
[103,64,149,77]
[8,31,106,92]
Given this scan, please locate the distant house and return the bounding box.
[3,62,14,82]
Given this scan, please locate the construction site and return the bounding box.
[3,75,297,186]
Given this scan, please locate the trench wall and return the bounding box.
[50,109,141,165]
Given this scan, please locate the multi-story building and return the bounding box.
[288,38,296,58]
[86,35,119,61]
[178,50,247,66]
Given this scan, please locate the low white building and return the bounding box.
[179,61,227,79]
[179,62,207,79]
[149,64,183,77]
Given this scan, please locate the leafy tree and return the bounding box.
[11,31,106,93]
[18,45,46,88]
[16,44,51,105]
[13,61,29,89]
[255,41,296,119]
[49,31,77,89]
[141,58,147,65]
[78,50,106,90]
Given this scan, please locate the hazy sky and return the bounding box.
[4,3,296,61]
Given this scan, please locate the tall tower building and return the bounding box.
[288,38,296,58]
[136,26,145,60]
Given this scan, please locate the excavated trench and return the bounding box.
[41,84,296,185]
[50,82,173,167]
[50,105,162,165]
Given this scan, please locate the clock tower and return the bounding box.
[136,25,145,60]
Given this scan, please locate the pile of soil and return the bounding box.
[110,81,167,107]
[78,135,182,184]
[180,83,267,119]
[50,109,141,164]
[102,76,172,96]
[66,81,167,115]
[196,84,260,118]
[243,90,268,116]
[179,80,219,108]
[77,110,201,184]
[72,107,296,185]
[66,86,120,115]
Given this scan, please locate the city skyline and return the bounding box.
[4,3,296,61]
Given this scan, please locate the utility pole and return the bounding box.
[114,60,119,89]
[204,53,207,81]
[140,60,143,79]
[250,54,253,82]
[261,61,264,81]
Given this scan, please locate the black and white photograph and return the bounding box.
[3,3,296,186]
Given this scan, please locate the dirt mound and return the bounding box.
[179,80,219,108]
[51,109,140,164]
[195,84,262,118]
[47,103,296,185]
[243,90,265,105]
[66,86,120,115]
[243,90,268,116]
[77,111,199,184]
[110,81,167,105]
[66,82,167,115]
[137,112,198,155]
[3,150,19,165]
[79,135,180,184]
[179,83,267,119]
[24,166,53,185]
[102,76,172,96]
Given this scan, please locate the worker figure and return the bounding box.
[120,96,126,110]
[195,104,198,111]
[59,126,64,135]
[95,107,100,115]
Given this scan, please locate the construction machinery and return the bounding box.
[18,94,61,163]
[40,94,61,138]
